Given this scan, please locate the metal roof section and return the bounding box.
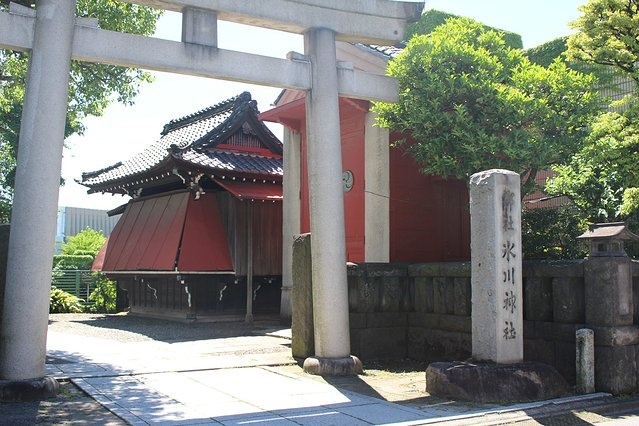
[98,192,234,273]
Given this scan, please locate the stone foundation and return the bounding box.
[0,377,59,402]
[425,361,568,403]
[303,356,363,376]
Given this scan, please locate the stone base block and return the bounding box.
[426,361,568,403]
[303,355,363,376]
[0,376,59,402]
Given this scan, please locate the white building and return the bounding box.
[55,206,120,254]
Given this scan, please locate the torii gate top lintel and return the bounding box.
[120,0,425,45]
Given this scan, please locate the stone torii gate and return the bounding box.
[0,0,423,390]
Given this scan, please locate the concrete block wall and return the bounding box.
[521,260,586,385]
[347,262,472,363]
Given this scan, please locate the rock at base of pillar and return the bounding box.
[0,376,59,402]
[426,361,568,403]
[303,355,363,376]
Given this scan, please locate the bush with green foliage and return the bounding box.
[547,97,639,221]
[88,273,117,313]
[521,206,589,260]
[53,254,95,270]
[525,38,568,67]
[61,227,106,256]
[405,9,522,49]
[50,286,85,313]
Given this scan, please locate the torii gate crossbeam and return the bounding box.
[1,3,403,103]
[0,0,423,393]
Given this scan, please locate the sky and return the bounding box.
[58,0,588,211]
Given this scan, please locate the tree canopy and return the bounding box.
[547,0,639,220]
[373,17,601,194]
[61,226,106,257]
[0,0,162,222]
[566,0,639,85]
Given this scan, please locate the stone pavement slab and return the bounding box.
[72,367,429,425]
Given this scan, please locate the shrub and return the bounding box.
[52,254,95,270]
[522,206,589,259]
[88,273,117,313]
[50,286,85,313]
[61,227,106,256]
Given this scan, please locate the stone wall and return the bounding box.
[347,262,471,362]
[345,259,639,394]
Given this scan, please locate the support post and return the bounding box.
[576,328,595,394]
[364,111,389,262]
[245,202,254,323]
[281,129,301,323]
[0,0,75,384]
[302,28,361,375]
[182,7,218,47]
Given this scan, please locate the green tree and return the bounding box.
[0,0,162,223]
[61,226,106,256]
[547,97,639,220]
[547,0,639,219]
[373,17,601,194]
[566,0,639,85]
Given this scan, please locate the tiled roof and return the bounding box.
[176,149,282,177]
[354,42,406,60]
[80,92,282,192]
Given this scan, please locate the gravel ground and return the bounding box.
[47,313,284,343]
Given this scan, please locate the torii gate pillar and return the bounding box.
[301,28,361,374]
[0,0,74,396]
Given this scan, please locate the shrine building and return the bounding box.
[81,92,283,321]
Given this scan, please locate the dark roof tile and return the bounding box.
[176,149,282,177]
[80,92,282,191]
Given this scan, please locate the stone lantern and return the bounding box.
[577,222,639,257]
[579,222,639,393]
[579,222,638,328]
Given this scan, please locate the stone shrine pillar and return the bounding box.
[426,169,568,402]
[470,169,523,364]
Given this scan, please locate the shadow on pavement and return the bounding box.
[48,313,284,343]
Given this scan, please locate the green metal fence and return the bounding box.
[52,270,97,305]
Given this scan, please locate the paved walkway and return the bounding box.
[36,317,625,425]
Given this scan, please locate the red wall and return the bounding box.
[389,134,470,262]
[341,104,366,262]
[299,99,367,262]
[264,97,470,264]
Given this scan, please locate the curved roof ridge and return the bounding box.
[161,92,253,136]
